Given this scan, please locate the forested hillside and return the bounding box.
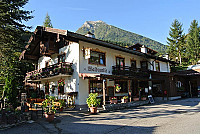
[76,21,167,54]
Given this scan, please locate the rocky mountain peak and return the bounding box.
[82,20,106,28]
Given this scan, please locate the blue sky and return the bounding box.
[24,0,200,45]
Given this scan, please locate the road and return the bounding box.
[1,98,200,134]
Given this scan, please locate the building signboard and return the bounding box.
[85,48,90,59]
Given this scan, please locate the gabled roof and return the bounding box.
[20,26,176,64]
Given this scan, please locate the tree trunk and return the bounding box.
[179,51,182,65]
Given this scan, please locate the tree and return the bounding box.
[186,20,200,65]
[43,12,53,28]
[0,0,33,107]
[167,19,186,65]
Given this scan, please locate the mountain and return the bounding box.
[76,20,167,54]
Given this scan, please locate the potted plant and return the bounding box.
[121,96,128,103]
[141,96,147,100]
[86,93,101,114]
[58,80,65,87]
[133,97,139,101]
[42,96,56,122]
[59,99,65,112]
[110,97,117,104]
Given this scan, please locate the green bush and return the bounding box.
[86,93,101,107]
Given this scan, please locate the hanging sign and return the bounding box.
[115,84,121,92]
[85,48,90,59]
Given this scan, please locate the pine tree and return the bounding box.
[167,19,186,65]
[186,20,200,65]
[43,12,53,28]
[0,0,33,107]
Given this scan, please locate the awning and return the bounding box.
[79,73,162,82]
[79,73,101,79]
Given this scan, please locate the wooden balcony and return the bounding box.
[112,65,150,78]
[26,62,73,81]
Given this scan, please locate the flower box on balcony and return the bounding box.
[53,68,60,75]
[41,71,47,78]
[36,73,41,80]
[62,65,72,74]
[30,74,36,80]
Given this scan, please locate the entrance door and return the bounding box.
[191,80,197,97]
[107,86,114,97]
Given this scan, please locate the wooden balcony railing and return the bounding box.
[26,62,73,81]
[112,65,149,78]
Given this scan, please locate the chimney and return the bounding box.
[141,45,147,53]
[85,31,95,38]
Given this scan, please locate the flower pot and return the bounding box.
[133,98,139,101]
[45,113,55,122]
[121,99,128,103]
[110,99,117,104]
[141,97,147,101]
[89,107,97,114]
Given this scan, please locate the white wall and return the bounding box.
[38,56,51,69]
[38,42,80,104]
[79,41,148,75]
[59,42,80,104]
[78,41,151,104]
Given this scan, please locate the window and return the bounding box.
[115,80,128,93]
[45,61,49,68]
[116,57,125,70]
[58,53,66,63]
[89,80,103,94]
[89,51,105,65]
[140,61,148,70]
[131,60,136,68]
[58,79,65,94]
[155,61,160,71]
[45,82,49,94]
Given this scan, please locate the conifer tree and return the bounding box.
[167,19,185,65]
[186,20,200,65]
[0,0,33,107]
[43,12,53,28]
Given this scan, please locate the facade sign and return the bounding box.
[85,48,90,59]
[87,66,107,73]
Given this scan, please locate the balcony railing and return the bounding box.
[112,65,149,78]
[26,62,73,81]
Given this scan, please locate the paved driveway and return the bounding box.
[1,98,200,134]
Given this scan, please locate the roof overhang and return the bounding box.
[20,26,176,64]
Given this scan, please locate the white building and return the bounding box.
[20,26,175,105]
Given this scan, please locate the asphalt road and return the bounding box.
[1,98,200,134]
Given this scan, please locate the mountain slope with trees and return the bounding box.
[76,21,168,54]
